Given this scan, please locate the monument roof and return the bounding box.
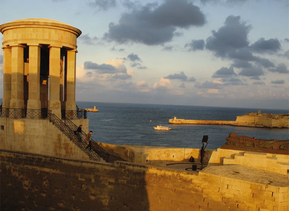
[0,18,82,37]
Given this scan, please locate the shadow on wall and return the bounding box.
[0,150,150,211]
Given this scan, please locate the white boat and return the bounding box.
[154,125,171,131]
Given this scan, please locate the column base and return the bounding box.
[1,98,10,117]
[27,100,42,119]
[65,101,77,119]
[48,100,61,118]
[9,99,24,109]
[9,99,24,118]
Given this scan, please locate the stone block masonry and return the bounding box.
[0,117,90,161]
[1,150,288,211]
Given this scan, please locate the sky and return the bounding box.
[0,0,288,110]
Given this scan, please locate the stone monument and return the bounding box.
[0,18,81,118]
[0,19,90,160]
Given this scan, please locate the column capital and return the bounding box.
[67,48,77,52]
[27,43,42,47]
[48,44,62,49]
[9,44,26,48]
[2,45,11,50]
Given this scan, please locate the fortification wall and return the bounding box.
[98,142,213,165]
[1,150,288,211]
[0,118,90,160]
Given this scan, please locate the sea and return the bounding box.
[76,101,289,150]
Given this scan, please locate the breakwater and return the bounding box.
[169,111,289,128]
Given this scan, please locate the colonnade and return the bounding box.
[2,44,77,119]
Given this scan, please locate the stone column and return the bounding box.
[27,44,41,118]
[9,44,25,118]
[65,49,77,119]
[1,46,12,117]
[48,46,61,118]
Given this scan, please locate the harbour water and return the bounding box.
[77,102,289,150]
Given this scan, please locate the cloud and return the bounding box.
[268,63,289,74]
[185,39,205,51]
[135,80,151,92]
[84,61,117,74]
[153,78,171,91]
[250,76,261,80]
[221,77,245,86]
[162,46,173,51]
[127,53,141,62]
[212,66,236,78]
[232,60,252,68]
[283,50,289,59]
[0,55,3,64]
[250,38,281,54]
[200,0,248,6]
[227,48,255,61]
[203,15,285,76]
[271,80,285,84]
[89,0,116,10]
[254,57,275,68]
[194,81,222,89]
[126,53,147,69]
[188,76,196,82]
[238,66,264,77]
[164,71,188,81]
[205,15,251,58]
[253,81,265,85]
[111,47,125,52]
[79,34,98,45]
[103,0,206,45]
[112,74,132,80]
[179,83,186,88]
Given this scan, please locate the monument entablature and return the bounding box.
[0,18,81,49]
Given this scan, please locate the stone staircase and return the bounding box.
[49,112,122,162]
[222,151,289,175]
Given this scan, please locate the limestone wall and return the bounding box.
[0,118,90,160]
[98,142,213,165]
[1,150,288,211]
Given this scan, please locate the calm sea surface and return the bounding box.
[77,102,289,150]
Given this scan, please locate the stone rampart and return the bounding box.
[98,142,213,165]
[1,150,288,211]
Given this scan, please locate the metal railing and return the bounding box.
[1,107,26,118]
[0,106,85,120]
[64,109,87,120]
[64,118,110,161]
[49,112,110,162]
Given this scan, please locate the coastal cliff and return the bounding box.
[169,111,289,128]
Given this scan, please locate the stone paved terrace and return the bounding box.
[150,161,289,187]
[201,164,289,187]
